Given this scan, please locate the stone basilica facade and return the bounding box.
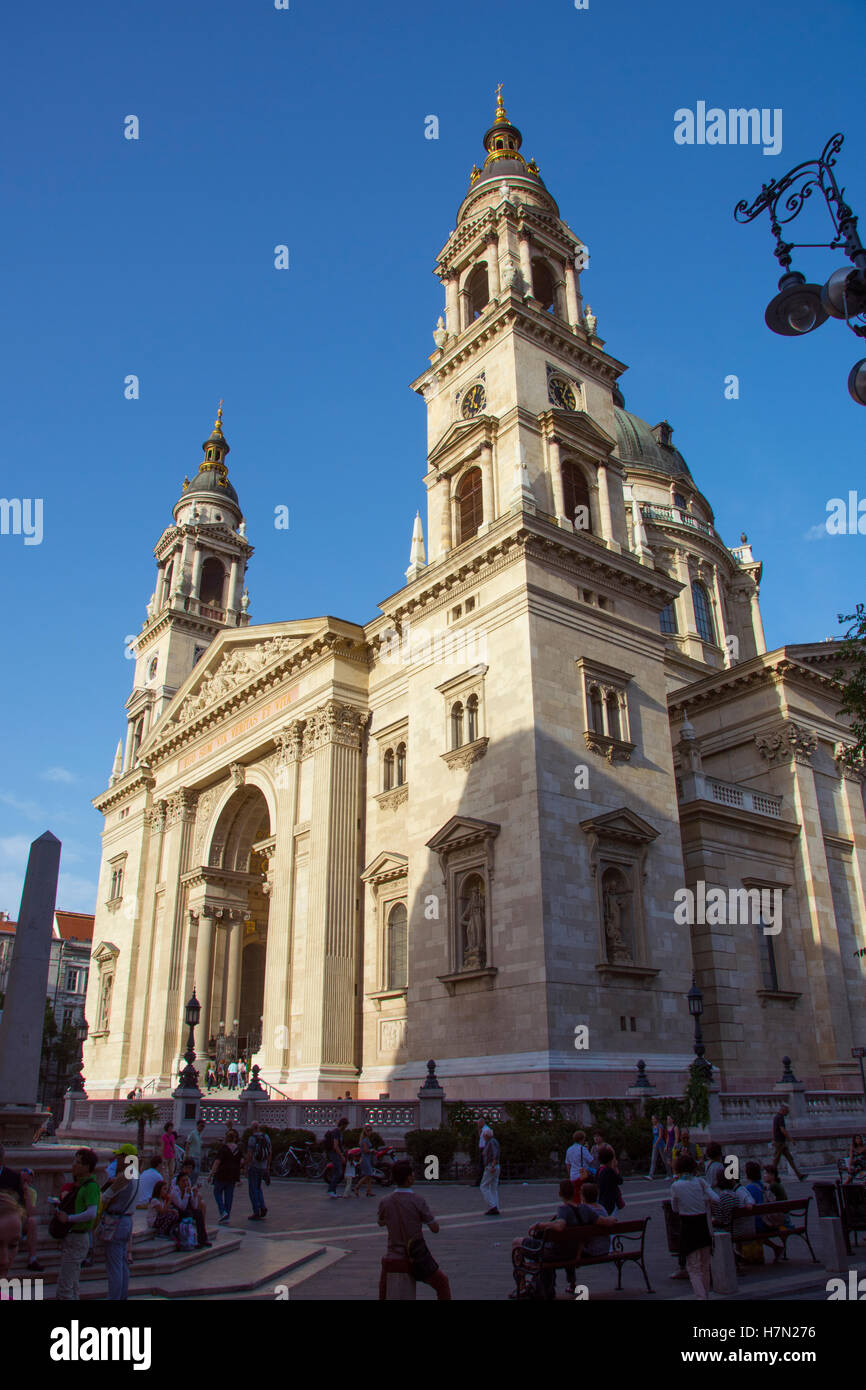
[83,96,866,1101]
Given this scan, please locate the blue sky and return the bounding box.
[1,0,864,915]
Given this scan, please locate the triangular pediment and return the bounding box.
[92,940,120,962]
[164,621,325,730]
[361,851,409,885]
[580,807,660,844]
[552,410,617,457]
[428,415,497,472]
[427,815,501,852]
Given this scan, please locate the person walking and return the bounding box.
[670,1154,719,1300]
[662,1115,678,1177]
[184,1119,206,1183]
[55,1149,101,1300]
[244,1122,271,1220]
[323,1118,349,1198]
[647,1114,666,1179]
[237,1060,247,1090]
[564,1130,594,1187]
[227,1060,238,1090]
[481,1125,501,1215]
[596,1145,623,1215]
[99,1150,141,1300]
[474,1120,492,1187]
[210,1128,242,1223]
[160,1122,177,1183]
[772,1103,807,1181]
[352,1123,375,1198]
[377,1160,451,1300]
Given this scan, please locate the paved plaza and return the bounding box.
[131,1162,862,1303]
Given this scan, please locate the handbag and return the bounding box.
[49,1186,80,1240]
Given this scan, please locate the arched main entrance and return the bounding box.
[195,785,272,1057]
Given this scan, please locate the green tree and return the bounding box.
[39,998,80,1103]
[122,1101,159,1153]
[833,606,866,770]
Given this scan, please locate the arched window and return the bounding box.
[466,694,479,743]
[606,692,621,741]
[200,557,225,606]
[562,461,592,532]
[590,686,604,735]
[451,701,464,749]
[457,467,483,544]
[531,259,557,313]
[388,902,408,990]
[673,492,687,511]
[383,749,394,791]
[691,581,715,644]
[466,264,489,321]
[163,561,174,602]
[396,743,406,786]
[659,603,678,634]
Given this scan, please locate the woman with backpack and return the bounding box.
[210,1129,243,1223]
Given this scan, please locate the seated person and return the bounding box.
[703,1142,725,1190]
[137,1156,165,1207]
[528,1179,581,1299]
[845,1134,866,1184]
[575,1180,617,1256]
[169,1162,211,1249]
[148,1181,179,1237]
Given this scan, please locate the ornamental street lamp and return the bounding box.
[852,1045,866,1101]
[734,133,866,404]
[687,978,713,1081]
[176,989,202,1094]
[66,1017,89,1094]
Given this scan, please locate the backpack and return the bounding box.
[176,1217,197,1250]
[251,1132,270,1165]
[49,1186,80,1241]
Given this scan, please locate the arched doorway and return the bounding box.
[201,786,272,1057]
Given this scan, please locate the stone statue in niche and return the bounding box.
[602,868,634,963]
[460,877,486,970]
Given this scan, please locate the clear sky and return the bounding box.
[1,0,864,916]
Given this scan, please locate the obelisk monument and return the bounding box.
[0,831,61,1145]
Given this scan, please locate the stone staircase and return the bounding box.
[21,1211,332,1300]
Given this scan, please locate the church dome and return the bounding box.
[613,393,693,481]
[174,403,241,514]
[459,89,559,220]
[184,467,239,506]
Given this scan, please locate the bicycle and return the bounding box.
[275,1143,327,1179]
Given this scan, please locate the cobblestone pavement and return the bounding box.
[217,1164,852,1302]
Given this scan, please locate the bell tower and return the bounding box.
[412,90,632,563]
[120,405,254,773]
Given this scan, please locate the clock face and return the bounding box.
[461,382,487,418]
[550,376,577,410]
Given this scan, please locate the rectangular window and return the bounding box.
[757,924,779,992]
[659,603,677,634]
[65,968,86,994]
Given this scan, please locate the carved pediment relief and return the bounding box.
[361,851,409,888]
[579,807,660,846]
[171,635,305,725]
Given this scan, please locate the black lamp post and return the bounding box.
[734,133,866,404]
[687,978,713,1081]
[176,989,202,1094]
[66,1017,89,1094]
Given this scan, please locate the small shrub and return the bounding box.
[403,1129,458,1167]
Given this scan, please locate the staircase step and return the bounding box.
[77,1238,329,1300]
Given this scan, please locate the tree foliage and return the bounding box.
[833,605,866,770]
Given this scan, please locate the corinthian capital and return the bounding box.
[756,721,818,766]
[306,700,369,751]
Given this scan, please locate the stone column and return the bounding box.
[123,720,135,773]
[444,272,459,336]
[224,920,243,1038]
[710,565,728,652]
[191,545,204,599]
[564,262,581,328]
[0,832,61,1143]
[259,722,303,1083]
[479,443,494,531]
[154,791,198,1079]
[193,910,215,1045]
[486,235,501,297]
[751,583,767,655]
[546,435,568,526]
[227,557,240,613]
[836,755,866,926]
[298,702,367,1091]
[518,230,533,297]
[596,462,617,547]
[675,548,697,638]
[756,724,853,1082]
[439,480,453,556]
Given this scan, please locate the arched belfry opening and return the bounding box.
[194,785,273,1054]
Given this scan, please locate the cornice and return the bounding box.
[93,767,155,815]
[668,648,847,717]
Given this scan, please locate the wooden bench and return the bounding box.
[511,1218,653,1297]
[731,1197,818,1264]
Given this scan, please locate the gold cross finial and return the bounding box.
[214,399,224,431]
[495,83,507,121]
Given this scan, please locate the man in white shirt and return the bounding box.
[564,1130,595,1182]
[227,1060,238,1090]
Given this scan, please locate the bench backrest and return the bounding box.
[544,1217,648,1251]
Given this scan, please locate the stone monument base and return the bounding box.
[0,1104,50,1147]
